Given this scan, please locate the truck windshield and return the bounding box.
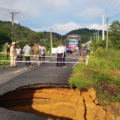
[68,39,79,44]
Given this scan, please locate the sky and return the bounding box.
[0,0,120,35]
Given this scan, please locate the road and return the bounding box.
[0,54,80,120]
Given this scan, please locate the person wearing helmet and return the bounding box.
[10,42,16,67]
[80,44,86,61]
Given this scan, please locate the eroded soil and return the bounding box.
[0,87,120,120]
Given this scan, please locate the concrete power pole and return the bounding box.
[93,33,96,42]
[90,36,92,42]
[10,12,19,42]
[96,32,98,43]
[106,18,109,50]
[101,14,105,40]
[50,28,53,56]
[98,30,99,42]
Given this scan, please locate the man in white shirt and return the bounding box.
[16,45,22,60]
[75,45,79,55]
[16,45,21,54]
[62,43,66,66]
[23,42,31,67]
[41,44,46,61]
[38,42,42,65]
[56,42,64,67]
[38,42,41,59]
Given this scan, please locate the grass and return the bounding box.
[69,48,120,104]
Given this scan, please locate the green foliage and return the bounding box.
[92,72,120,103]
[109,20,120,49]
[112,94,120,102]
[0,20,62,51]
[69,63,93,89]
[92,72,115,84]
[64,28,104,43]
[69,77,92,89]
[90,40,113,51]
[114,77,120,89]
[89,48,120,71]
[0,24,12,51]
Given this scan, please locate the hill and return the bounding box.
[44,28,106,43]
[0,20,106,50]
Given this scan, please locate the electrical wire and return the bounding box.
[102,0,114,14]
[0,7,39,30]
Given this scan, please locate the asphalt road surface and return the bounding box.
[0,54,81,120]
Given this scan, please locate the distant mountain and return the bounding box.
[0,20,106,50]
[44,28,106,43]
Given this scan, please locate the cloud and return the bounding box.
[77,8,103,17]
[31,22,107,35]
[0,0,69,21]
[53,22,81,32]
[84,23,107,30]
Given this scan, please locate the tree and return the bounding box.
[109,20,120,49]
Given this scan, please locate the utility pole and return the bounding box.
[96,32,98,43]
[10,12,19,42]
[106,18,109,50]
[93,33,96,42]
[90,36,92,42]
[50,28,53,56]
[98,30,99,42]
[61,35,62,42]
[101,14,105,40]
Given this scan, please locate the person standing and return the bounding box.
[41,44,46,62]
[1,42,9,68]
[23,42,31,67]
[32,42,40,66]
[80,44,86,62]
[75,45,79,55]
[16,45,22,60]
[38,42,42,65]
[10,42,16,67]
[56,42,64,67]
[62,43,66,66]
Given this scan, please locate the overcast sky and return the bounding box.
[0,0,120,35]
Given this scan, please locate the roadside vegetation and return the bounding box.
[69,20,120,104]
[69,48,120,104]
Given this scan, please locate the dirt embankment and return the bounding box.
[0,86,120,120]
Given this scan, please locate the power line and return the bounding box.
[0,7,39,30]
[102,0,114,14]
[109,12,120,18]
[107,3,120,17]
[0,11,11,18]
[20,13,37,29]
[0,7,19,12]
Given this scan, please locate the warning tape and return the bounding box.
[0,60,84,64]
[0,52,80,59]
[0,52,79,60]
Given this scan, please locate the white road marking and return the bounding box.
[72,57,81,68]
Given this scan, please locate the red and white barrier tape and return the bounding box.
[0,52,80,59]
[0,60,84,64]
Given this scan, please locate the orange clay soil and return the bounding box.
[0,88,120,120]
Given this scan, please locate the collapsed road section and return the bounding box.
[0,84,119,120]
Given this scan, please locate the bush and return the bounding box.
[112,94,120,102]
[90,40,113,51]
[92,72,115,84]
